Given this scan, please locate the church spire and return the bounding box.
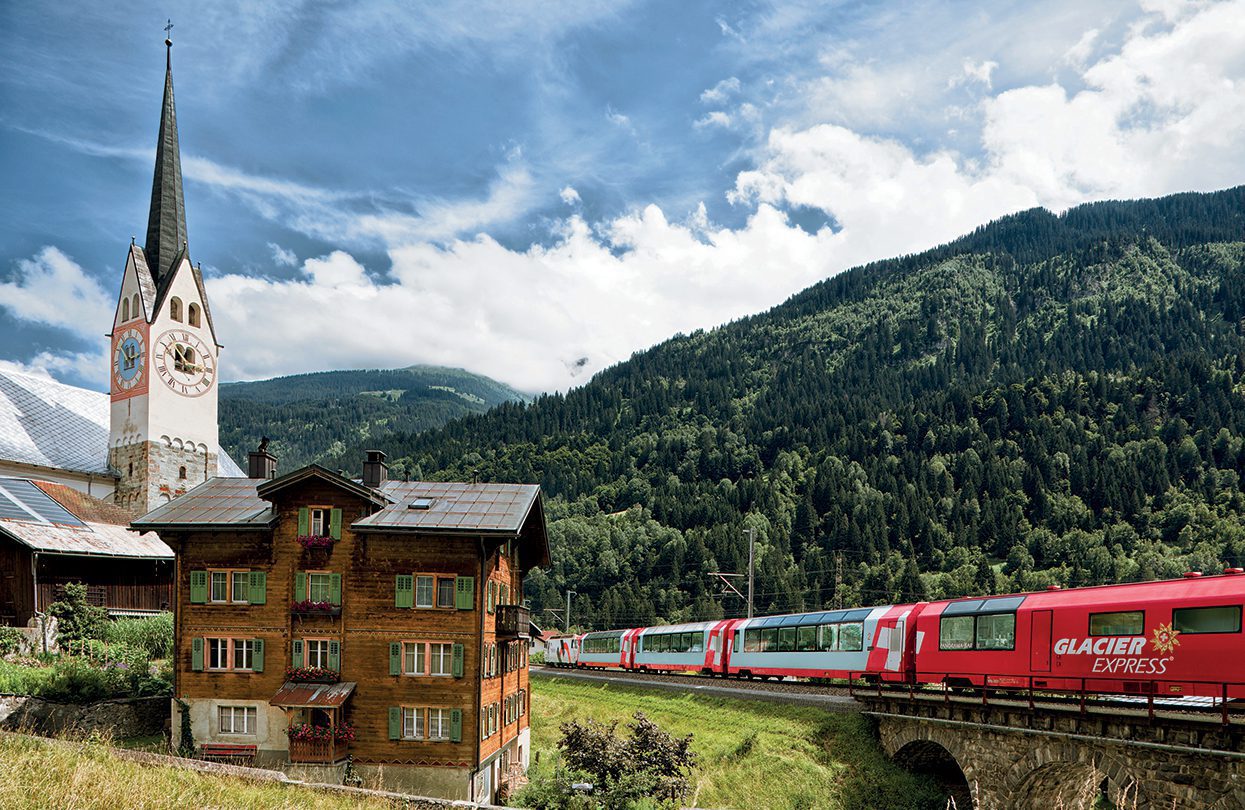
[144,28,188,285]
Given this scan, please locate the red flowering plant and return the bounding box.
[290,599,335,613]
[284,665,340,683]
[286,722,355,743]
[333,722,356,743]
[296,534,335,549]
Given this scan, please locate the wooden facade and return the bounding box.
[140,463,548,803]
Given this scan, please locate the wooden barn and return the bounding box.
[0,477,172,628]
[133,448,549,803]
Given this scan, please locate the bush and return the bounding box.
[46,584,107,645]
[0,627,24,657]
[102,614,173,659]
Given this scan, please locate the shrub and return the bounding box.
[102,614,173,659]
[0,627,24,656]
[46,584,107,645]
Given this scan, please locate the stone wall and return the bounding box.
[0,695,168,739]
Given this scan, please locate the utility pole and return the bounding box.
[564,590,576,633]
[709,527,756,618]
[833,551,844,610]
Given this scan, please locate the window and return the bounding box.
[743,628,760,652]
[839,623,864,652]
[218,706,256,735]
[122,298,129,321]
[207,637,255,671]
[179,465,188,480]
[131,293,140,320]
[210,571,229,603]
[306,639,331,669]
[428,708,451,740]
[429,643,453,676]
[940,613,1016,651]
[437,577,455,609]
[1090,610,1145,636]
[584,633,623,654]
[309,508,328,536]
[416,576,434,608]
[308,572,332,604]
[797,625,817,651]
[1173,605,1242,635]
[207,569,250,604]
[760,627,777,652]
[404,642,427,675]
[402,707,425,740]
[778,626,796,652]
[170,297,182,321]
[188,302,200,327]
[173,343,196,373]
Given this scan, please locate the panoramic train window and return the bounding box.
[797,625,817,651]
[1173,605,1242,634]
[761,627,777,651]
[840,623,864,651]
[778,627,797,652]
[1089,610,1144,636]
[743,629,759,652]
[584,633,621,654]
[939,615,976,650]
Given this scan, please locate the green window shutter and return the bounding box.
[388,707,401,740]
[248,571,267,605]
[455,576,475,610]
[329,508,343,540]
[297,507,309,536]
[291,639,304,668]
[450,708,462,742]
[189,570,207,604]
[389,642,401,675]
[328,640,340,671]
[191,637,203,671]
[452,643,464,678]
[395,575,413,608]
[329,573,342,606]
[252,639,265,672]
[501,584,509,606]
[294,572,306,602]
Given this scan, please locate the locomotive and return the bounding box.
[546,571,1245,700]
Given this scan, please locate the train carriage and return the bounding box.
[723,605,916,681]
[547,634,580,667]
[913,571,1245,699]
[577,629,627,669]
[632,620,730,674]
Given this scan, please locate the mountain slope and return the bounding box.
[372,187,1245,631]
[219,366,528,472]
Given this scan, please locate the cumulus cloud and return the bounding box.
[268,242,298,267]
[559,186,581,205]
[0,247,112,335]
[701,76,742,104]
[694,111,733,129]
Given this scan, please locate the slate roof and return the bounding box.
[361,481,541,534]
[132,477,274,529]
[0,367,243,478]
[0,476,171,558]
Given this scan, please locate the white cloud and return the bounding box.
[559,186,581,205]
[268,242,298,267]
[0,247,112,335]
[949,59,998,89]
[694,111,733,129]
[701,76,742,104]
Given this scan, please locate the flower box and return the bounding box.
[296,534,336,550]
[285,665,341,684]
[291,600,341,617]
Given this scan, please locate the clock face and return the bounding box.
[112,327,146,392]
[154,328,216,397]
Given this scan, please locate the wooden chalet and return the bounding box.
[0,477,172,628]
[132,449,549,802]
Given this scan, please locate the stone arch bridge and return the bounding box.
[857,691,1245,809]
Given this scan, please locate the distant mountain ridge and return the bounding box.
[219,366,528,473]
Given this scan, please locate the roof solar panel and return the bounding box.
[0,478,84,526]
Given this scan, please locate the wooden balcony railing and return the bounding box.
[37,581,171,614]
[496,604,531,638]
[288,736,349,764]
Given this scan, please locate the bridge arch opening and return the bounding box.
[893,740,972,809]
[1012,762,1137,810]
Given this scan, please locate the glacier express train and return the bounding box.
[548,571,1245,700]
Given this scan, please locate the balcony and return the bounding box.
[496,604,531,638]
[288,736,350,764]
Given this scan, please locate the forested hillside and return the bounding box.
[218,366,527,472]
[235,188,1245,632]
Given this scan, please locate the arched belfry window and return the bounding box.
[170,297,182,322]
[132,293,141,320]
[178,466,187,480]
[121,298,130,321]
[188,303,200,327]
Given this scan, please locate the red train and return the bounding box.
[549,571,1245,700]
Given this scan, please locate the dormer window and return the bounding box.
[188,302,201,327]
[309,507,328,536]
[170,297,183,322]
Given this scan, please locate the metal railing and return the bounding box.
[497,604,531,637]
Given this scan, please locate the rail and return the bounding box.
[497,605,530,638]
[37,581,171,613]
[287,737,349,764]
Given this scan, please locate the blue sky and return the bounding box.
[2,0,1245,393]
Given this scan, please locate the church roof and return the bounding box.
[0,367,243,478]
[144,42,188,288]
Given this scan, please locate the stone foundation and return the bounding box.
[0,695,169,739]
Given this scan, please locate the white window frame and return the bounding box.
[218,705,257,735]
[305,638,331,669]
[436,576,455,609]
[209,571,229,603]
[307,572,332,604]
[402,641,428,676]
[231,571,249,604]
[429,642,453,676]
[415,575,434,609]
[310,507,328,536]
[402,706,425,740]
[428,707,451,741]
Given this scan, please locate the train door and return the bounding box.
[1030,609,1052,672]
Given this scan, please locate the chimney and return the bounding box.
[248,437,277,479]
[363,450,388,489]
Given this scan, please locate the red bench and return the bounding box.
[199,743,257,765]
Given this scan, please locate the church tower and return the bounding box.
[109,36,220,518]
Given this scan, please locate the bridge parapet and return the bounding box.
[859,691,1245,809]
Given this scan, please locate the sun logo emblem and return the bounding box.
[1151,622,1181,655]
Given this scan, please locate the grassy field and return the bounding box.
[526,676,944,810]
[0,734,392,810]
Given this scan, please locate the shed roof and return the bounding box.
[0,476,171,558]
[270,680,356,708]
[131,477,274,529]
[360,481,540,534]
